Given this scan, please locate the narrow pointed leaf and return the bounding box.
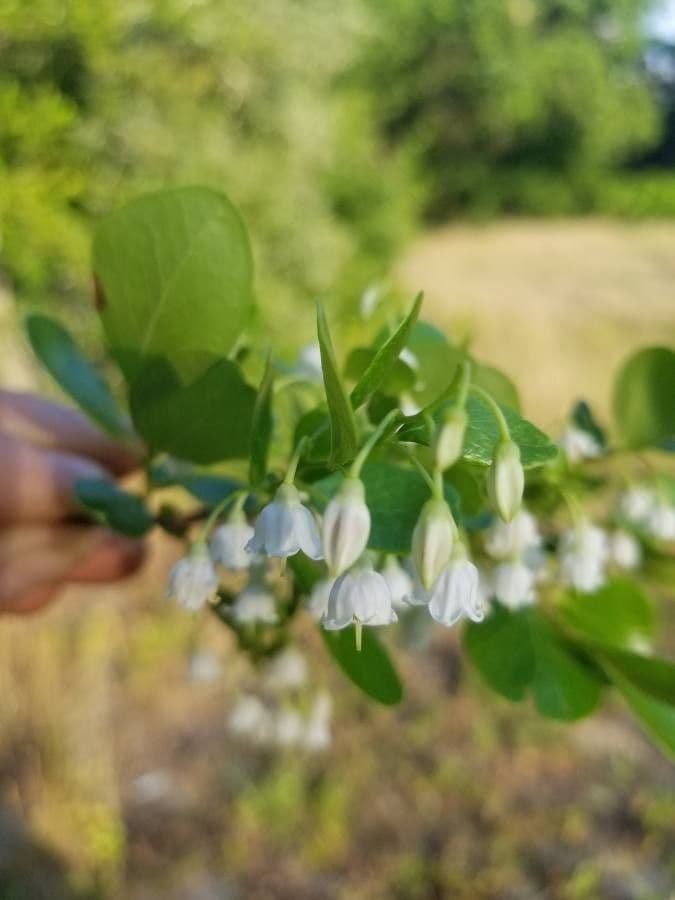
[350,292,423,409]
[25,314,130,438]
[316,302,358,465]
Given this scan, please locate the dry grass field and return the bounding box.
[1,221,674,899]
[398,219,675,429]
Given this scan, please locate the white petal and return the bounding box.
[323,573,356,629]
[294,504,324,560]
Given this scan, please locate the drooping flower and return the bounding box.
[230,583,279,625]
[263,647,308,692]
[246,483,322,561]
[209,514,255,570]
[559,426,602,463]
[427,555,485,627]
[610,530,642,571]
[228,695,274,744]
[304,692,332,752]
[559,521,609,593]
[380,555,414,610]
[411,498,456,590]
[434,406,468,471]
[492,560,537,609]
[323,565,397,631]
[167,547,218,611]
[619,487,655,525]
[487,439,524,523]
[306,577,335,621]
[322,477,371,576]
[295,342,323,382]
[274,708,305,748]
[484,508,542,562]
[647,501,675,542]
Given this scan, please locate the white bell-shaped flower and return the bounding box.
[559,426,602,463]
[619,487,655,525]
[492,560,537,609]
[246,483,322,560]
[306,577,335,621]
[427,551,485,627]
[380,555,414,610]
[411,498,456,590]
[610,530,642,571]
[322,477,371,576]
[263,647,308,692]
[228,695,274,744]
[167,547,218,611]
[434,407,468,471]
[647,502,675,542]
[487,439,524,523]
[274,708,305,748]
[230,583,279,625]
[559,521,609,593]
[304,692,332,752]
[323,565,397,630]
[484,508,541,561]
[209,513,255,570]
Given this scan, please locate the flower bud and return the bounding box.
[487,440,524,523]
[322,477,371,576]
[434,407,467,470]
[411,499,455,590]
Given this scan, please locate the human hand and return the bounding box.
[0,390,145,614]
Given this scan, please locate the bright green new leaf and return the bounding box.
[471,361,521,412]
[249,354,274,485]
[350,292,423,409]
[345,348,416,397]
[405,321,463,406]
[25,314,130,438]
[93,186,254,384]
[312,462,459,554]
[129,358,256,464]
[613,346,675,450]
[316,302,359,465]
[75,478,154,537]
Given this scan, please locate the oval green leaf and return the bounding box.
[613,346,675,450]
[75,478,154,537]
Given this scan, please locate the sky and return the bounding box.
[648,0,675,40]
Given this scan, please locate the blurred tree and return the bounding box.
[0,0,420,338]
[355,0,661,216]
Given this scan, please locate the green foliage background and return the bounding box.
[2,0,674,331]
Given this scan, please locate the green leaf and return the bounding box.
[321,628,403,706]
[463,395,558,468]
[596,647,675,706]
[572,400,606,448]
[345,348,415,397]
[606,667,675,759]
[350,292,423,409]
[25,314,129,438]
[613,346,675,450]
[129,358,256,464]
[93,186,254,384]
[249,354,274,485]
[74,478,154,537]
[465,607,602,719]
[528,613,603,720]
[406,321,463,406]
[150,460,241,505]
[464,604,535,701]
[471,361,521,412]
[316,302,359,465]
[312,462,459,554]
[559,578,655,650]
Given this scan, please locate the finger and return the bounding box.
[0,526,145,615]
[0,432,111,524]
[0,390,141,475]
